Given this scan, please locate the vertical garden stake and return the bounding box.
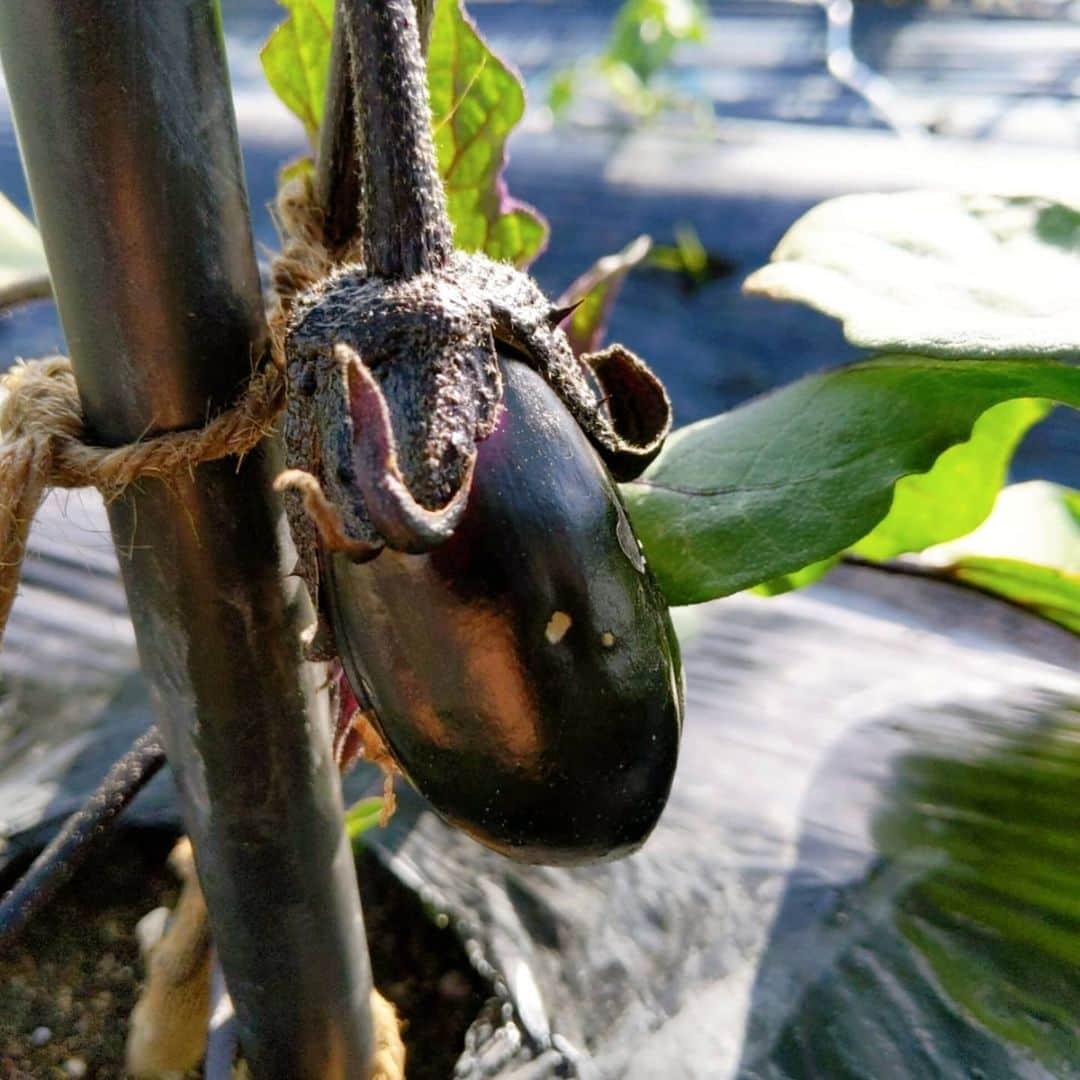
[0,2,376,1076]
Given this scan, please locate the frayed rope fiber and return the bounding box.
[0,175,335,648]
[0,355,286,638]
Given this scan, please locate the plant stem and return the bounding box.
[316,7,362,254]
[0,727,166,950]
[342,0,452,278]
[317,0,438,258]
[0,2,376,1075]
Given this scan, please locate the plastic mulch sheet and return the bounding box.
[2,490,1078,1077]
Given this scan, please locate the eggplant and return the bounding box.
[325,355,683,865]
[274,0,682,865]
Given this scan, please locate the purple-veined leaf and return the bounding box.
[260,0,335,148]
[427,0,548,266]
[556,235,651,356]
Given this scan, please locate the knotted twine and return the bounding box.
[0,174,350,646]
[0,355,287,635]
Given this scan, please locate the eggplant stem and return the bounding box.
[341,0,452,279]
[316,0,435,250]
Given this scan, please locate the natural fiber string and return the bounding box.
[0,355,286,641]
[126,837,406,1077]
[0,172,344,647]
[270,173,364,339]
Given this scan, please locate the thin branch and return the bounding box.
[315,7,361,253]
[0,725,166,949]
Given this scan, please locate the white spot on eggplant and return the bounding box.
[545,611,572,644]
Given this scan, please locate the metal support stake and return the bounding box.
[0,3,375,1075]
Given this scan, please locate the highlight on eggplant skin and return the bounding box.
[327,356,684,865]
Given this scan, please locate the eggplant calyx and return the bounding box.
[274,467,383,562]
[342,344,475,553]
[450,251,673,482]
[581,344,673,480]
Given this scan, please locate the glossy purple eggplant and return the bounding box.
[326,355,683,865]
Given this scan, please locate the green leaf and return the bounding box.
[547,68,577,116]
[0,193,49,309]
[647,223,734,292]
[260,0,547,266]
[556,235,651,355]
[836,482,1080,634]
[852,398,1052,561]
[622,357,1080,606]
[604,0,706,86]
[744,193,1080,359]
[1066,489,1080,528]
[259,0,335,147]
[920,481,1079,574]
[652,222,708,278]
[428,0,548,266]
[912,481,1080,633]
[915,481,1075,630]
[344,796,384,848]
[949,558,1080,634]
[752,556,839,598]
[753,402,1052,598]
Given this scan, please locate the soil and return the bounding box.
[0,828,487,1079]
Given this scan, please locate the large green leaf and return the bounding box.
[921,480,1080,574]
[911,481,1080,634]
[427,0,547,265]
[949,559,1080,634]
[260,0,335,147]
[622,357,1080,606]
[755,398,1052,595]
[744,193,1080,359]
[0,193,49,309]
[853,398,1052,561]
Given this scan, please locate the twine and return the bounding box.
[127,838,406,1078]
[0,355,286,640]
[0,174,341,647]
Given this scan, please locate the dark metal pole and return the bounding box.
[0,3,375,1076]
